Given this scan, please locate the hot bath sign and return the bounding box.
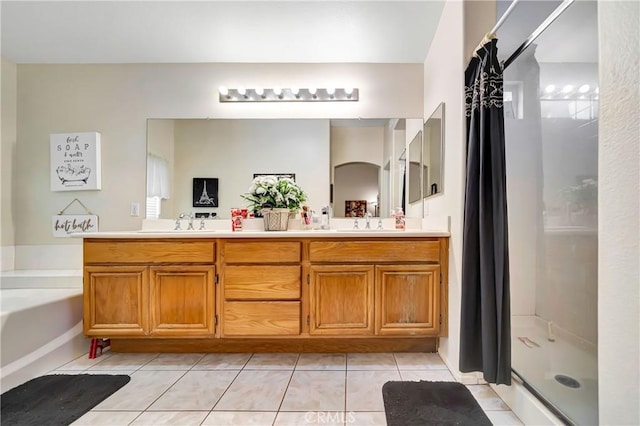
[50,132,102,191]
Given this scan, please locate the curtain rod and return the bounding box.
[503,0,575,70]
[491,0,522,35]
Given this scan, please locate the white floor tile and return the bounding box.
[140,353,205,370]
[214,370,292,411]
[87,353,159,371]
[393,352,447,370]
[93,370,185,411]
[70,411,141,425]
[274,411,345,426]
[346,370,401,411]
[467,384,511,410]
[148,370,238,410]
[347,353,397,370]
[399,369,456,382]
[349,411,388,426]
[129,411,209,425]
[280,370,345,412]
[202,411,277,425]
[244,353,299,370]
[193,353,252,370]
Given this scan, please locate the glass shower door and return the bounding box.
[502,1,599,424]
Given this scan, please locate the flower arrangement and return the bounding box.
[242,175,308,216]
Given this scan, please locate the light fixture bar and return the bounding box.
[219,88,359,102]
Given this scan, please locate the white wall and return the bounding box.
[173,119,330,217]
[1,57,17,270]
[421,0,467,381]
[597,1,640,424]
[13,63,422,246]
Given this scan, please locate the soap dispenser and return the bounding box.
[320,205,331,230]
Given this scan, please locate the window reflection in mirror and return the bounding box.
[423,103,445,198]
[146,118,422,219]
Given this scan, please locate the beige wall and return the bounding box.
[14,63,423,245]
[598,1,640,424]
[1,57,17,253]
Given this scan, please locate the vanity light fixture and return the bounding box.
[218,86,359,102]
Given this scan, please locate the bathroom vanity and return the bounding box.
[82,231,449,353]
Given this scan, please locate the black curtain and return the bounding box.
[460,39,511,385]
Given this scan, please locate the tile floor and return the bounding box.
[47,351,523,425]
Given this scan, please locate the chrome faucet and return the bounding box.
[353,217,360,230]
[199,215,207,230]
[377,218,384,230]
[187,212,195,230]
[365,212,372,230]
[174,213,185,230]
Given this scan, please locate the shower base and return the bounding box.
[511,315,598,425]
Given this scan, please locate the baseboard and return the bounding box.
[438,348,482,384]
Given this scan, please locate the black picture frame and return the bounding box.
[192,178,219,207]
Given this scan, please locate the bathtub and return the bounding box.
[1,288,88,392]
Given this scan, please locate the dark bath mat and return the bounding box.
[1,374,130,426]
[382,381,492,426]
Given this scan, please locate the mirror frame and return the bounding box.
[408,129,423,205]
[422,102,445,199]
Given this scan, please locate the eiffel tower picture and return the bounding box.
[193,178,218,207]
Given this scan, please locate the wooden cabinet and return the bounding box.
[82,236,449,348]
[220,240,302,337]
[375,265,440,336]
[149,266,215,336]
[84,265,149,336]
[83,240,216,338]
[309,265,374,335]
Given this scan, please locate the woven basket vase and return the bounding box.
[261,208,290,231]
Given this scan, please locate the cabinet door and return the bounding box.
[149,265,215,336]
[375,264,440,336]
[84,266,149,336]
[309,265,374,335]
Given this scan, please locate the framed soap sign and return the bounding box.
[50,132,102,191]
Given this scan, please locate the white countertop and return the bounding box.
[77,229,450,239]
[73,217,450,239]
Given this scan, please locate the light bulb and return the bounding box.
[578,84,590,93]
[544,85,556,94]
[326,87,335,96]
[273,86,283,97]
[291,87,300,97]
[308,87,317,96]
[561,85,574,94]
[344,87,354,98]
[255,87,264,97]
[595,87,599,94]
[219,86,229,97]
[237,86,247,96]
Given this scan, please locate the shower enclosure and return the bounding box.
[499,0,599,424]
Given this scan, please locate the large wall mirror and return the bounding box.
[146,118,421,219]
[423,102,445,198]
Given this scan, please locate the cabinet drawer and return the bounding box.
[309,240,440,263]
[224,265,301,300]
[223,302,300,336]
[84,241,215,264]
[223,241,301,263]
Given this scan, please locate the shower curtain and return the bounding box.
[459,38,511,385]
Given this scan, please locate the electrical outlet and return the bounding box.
[130,202,140,217]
